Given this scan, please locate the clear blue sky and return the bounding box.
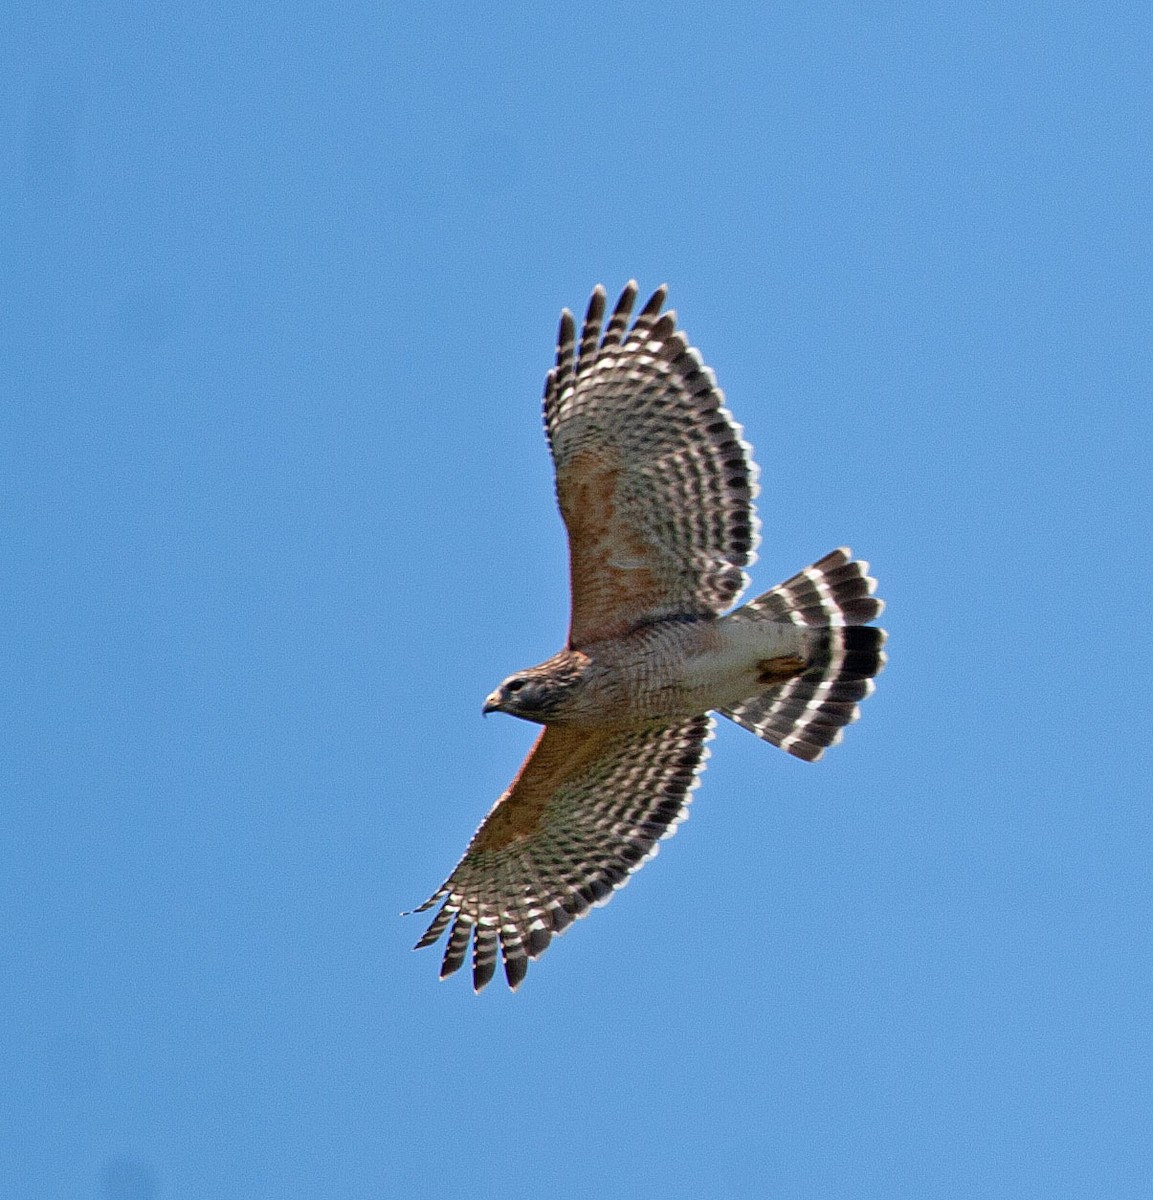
[4,3,1150,1197]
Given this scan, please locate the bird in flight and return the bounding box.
[410,282,886,992]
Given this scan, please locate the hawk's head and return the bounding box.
[483,650,591,724]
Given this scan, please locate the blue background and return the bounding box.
[4,3,1150,1197]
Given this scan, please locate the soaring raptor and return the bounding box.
[411,282,887,991]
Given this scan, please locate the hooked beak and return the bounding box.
[482,690,502,716]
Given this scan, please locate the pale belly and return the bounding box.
[578,616,809,725]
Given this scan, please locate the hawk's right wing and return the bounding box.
[543,283,760,648]
[410,715,712,992]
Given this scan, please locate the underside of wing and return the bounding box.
[543,283,760,647]
[410,716,713,992]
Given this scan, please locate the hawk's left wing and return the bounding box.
[544,283,761,647]
[410,716,713,991]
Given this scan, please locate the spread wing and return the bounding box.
[543,282,761,648]
[410,716,713,992]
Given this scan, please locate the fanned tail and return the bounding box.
[718,548,887,762]
[737,546,883,627]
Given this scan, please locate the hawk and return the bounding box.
[410,282,886,991]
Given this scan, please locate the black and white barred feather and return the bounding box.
[411,717,713,992]
[719,549,887,762]
[544,282,761,639]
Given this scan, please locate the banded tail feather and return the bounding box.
[719,548,887,762]
[737,547,884,626]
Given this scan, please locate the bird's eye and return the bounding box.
[506,678,526,693]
